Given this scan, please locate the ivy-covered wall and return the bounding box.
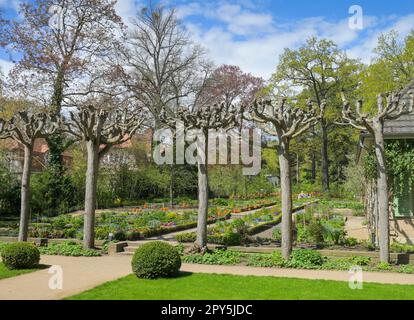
[363,139,414,217]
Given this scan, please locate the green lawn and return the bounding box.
[68,272,414,300]
[0,262,41,280]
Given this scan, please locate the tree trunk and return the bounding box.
[321,123,329,192]
[296,153,300,185]
[169,165,174,208]
[196,136,208,250]
[18,145,33,242]
[311,152,316,183]
[278,139,293,259]
[84,141,100,249]
[373,123,389,263]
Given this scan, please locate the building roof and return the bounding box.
[383,79,414,138]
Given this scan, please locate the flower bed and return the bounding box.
[0,208,230,242]
[175,200,317,246]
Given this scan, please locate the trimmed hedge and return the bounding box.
[1,242,40,270]
[132,241,181,279]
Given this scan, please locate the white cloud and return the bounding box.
[180,2,414,79]
[347,13,414,64]
[114,0,142,28]
[0,59,14,77]
[0,0,20,11]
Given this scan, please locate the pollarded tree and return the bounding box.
[341,92,414,262]
[160,103,240,252]
[0,106,58,241]
[65,103,145,249]
[0,0,124,212]
[252,99,325,259]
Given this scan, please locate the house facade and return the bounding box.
[0,129,154,175]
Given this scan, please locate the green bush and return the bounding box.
[272,228,282,242]
[38,241,101,257]
[307,220,324,244]
[1,242,40,270]
[390,242,414,253]
[132,241,181,279]
[175,232,197,243]
[183,249,242,265]
[287,249,325,269]
[375,262,392,271]
[345,237,359,247]
[397,264,414,274]
[350,255,371,266]
[247,251,285,268]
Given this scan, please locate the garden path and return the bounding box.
[2,254,414,300]
[337,209,369,241]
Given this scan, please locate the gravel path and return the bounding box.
[2,254,414,300]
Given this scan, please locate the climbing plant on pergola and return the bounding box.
[341,91,414,262]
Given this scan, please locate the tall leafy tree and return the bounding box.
[272,37,361,191]
[360,29,414,110]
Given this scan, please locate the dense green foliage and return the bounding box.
[38,241,101,257]
[1,242,40,270]
[131,241,181,279]
[183,249,242,265]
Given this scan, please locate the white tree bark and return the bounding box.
[373,121,389,262]
[83,140,100,249]
[196,161,209,249]
[278,139,293,259]
[18,144,33,242]
[340,92,413,263]
[196,132,209,249]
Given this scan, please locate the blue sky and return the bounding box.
[1,0,414,78]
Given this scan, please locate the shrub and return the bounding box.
[350,256,371,266]
[345,237,359,247]
[390,242,414,253]
[287,249,325,269]
[307,220,324,244]
[375,261,392,271]
[247,251,285,268]
[397,264,414,274]
[131,241,181,279]
[126,231,141,241]
[361,240,376,251]
[175,232,241,246]
[39,241,101,257]
[113,230,126,241]
[272,228,282,242]
[183,249,242,265]
[1,242,40,270]
[175,232,196,243]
